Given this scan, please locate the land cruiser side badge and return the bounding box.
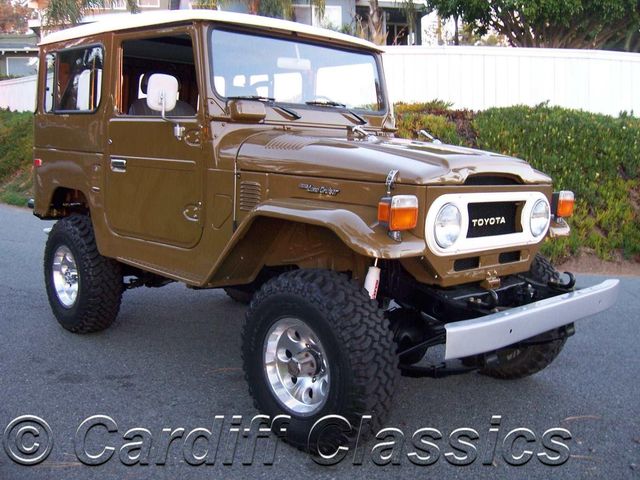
[299,183,340,196]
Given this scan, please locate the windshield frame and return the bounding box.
[207,25,389,116]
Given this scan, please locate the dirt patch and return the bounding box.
[556,250,640,277]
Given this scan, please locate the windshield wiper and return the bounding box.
[305,100,346,107]
[273,105,301,120]
[305,100,367,125]
[344,110,367,125]
[227,95,275,102]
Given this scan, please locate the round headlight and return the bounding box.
[530,199,550,237]
[434,203,462,248]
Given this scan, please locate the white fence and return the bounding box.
[3,47,640,116]
[0,75,37,112]
[383,46,640,117]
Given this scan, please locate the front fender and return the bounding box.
[247,199,426,258]
[202,198,426,286]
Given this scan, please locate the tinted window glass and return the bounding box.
[211,29,384,112]
[53,46,103,112]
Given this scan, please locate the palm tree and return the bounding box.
[45,0,138,27]
[366,0,385,44]
[45,0,324,28]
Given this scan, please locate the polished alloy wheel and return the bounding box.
[263,317,330,415]
[52,245,79,308]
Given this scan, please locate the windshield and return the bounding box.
[210,29,385,112]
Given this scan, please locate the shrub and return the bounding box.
[474,105,640,260]
[395,102,640,262]
[0,109,33,181]
[0,109,33,206]
[395,112,462,145]
[395,101,477,146]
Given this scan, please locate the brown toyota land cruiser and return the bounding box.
[33,11,619,449]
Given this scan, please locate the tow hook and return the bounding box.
[468,289,499,310]
[549,272,576,291]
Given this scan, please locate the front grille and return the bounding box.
[465,175,520,185]
[454,257,480,271]
[499,251,521,264]
[467,202,518,238]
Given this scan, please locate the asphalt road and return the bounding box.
[0,203,638,479]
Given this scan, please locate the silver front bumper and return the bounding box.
[444,279,620,360]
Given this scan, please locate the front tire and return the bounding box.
[241,269,398,450]
[44,215,123,333]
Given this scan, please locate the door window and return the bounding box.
[120,34,198,117]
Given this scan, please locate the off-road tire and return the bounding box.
[241,269,398,451]
[478,254,567,380]
[44,215,123,333]
[527,253,560,285]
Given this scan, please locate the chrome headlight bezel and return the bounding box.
[530,198,551,238]
[434,203,462,248]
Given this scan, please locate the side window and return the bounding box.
[121,34,198,117]
[53,46,103,112]
[44,54,55,113]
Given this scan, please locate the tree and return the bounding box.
[364,0,425,46]
[425,0,466,45]
[426,0,640,49]
[606,24,640,52]
[366,0,386,45]
[0,0,31,33]
[45,0,324,27]
[45,0,138,27]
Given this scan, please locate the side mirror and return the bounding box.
[146,74,185,140]
[146,73,178,113]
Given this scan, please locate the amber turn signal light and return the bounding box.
[378,195,419,231]
[552,191,574,218]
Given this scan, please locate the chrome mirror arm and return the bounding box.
[159,91,185,141]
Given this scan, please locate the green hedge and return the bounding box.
[0,109,33,206]
[395,103,640,262]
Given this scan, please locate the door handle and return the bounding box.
[110,158,127,172]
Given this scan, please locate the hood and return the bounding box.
[236,131,551,185]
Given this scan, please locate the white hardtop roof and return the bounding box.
[40,10,382,51]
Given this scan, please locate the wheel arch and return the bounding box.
[36,186,91,219]
[205,215,369,287]
[204,199,426,287]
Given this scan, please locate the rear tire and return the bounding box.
[478,254,567,380]
[241,269,398,451]
[44,215,123,333]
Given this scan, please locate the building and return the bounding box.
[27,0,428,45]
[0,34,39,78]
